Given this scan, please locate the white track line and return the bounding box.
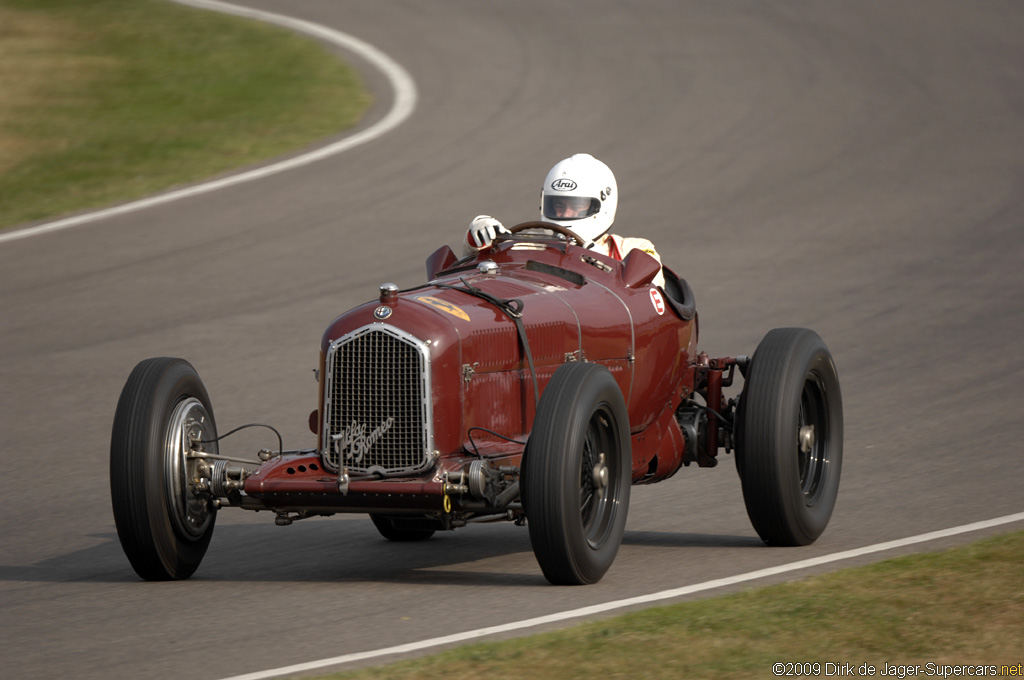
[0,0,417,246]
[221,512,1024,680]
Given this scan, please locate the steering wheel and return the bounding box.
[504,221,587,246]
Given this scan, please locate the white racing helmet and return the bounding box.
[540,153,618,243]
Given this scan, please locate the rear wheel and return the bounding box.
[110,358,218,580]
[736,328,843,545]
[370,515,437,541]
[522,362,631,585]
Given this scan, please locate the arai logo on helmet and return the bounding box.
[551,178,577,192]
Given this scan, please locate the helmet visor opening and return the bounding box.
[543,196,600,221]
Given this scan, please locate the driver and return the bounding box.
[462,153,664,286]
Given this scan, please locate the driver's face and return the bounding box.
[551,197,592,218]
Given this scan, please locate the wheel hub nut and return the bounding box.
[592,453,609,489]
[799,425,815,454]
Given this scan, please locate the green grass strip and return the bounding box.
[0,0,370,230]
[317,531,1023,680]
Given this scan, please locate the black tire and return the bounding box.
[370,515,437,541]
[110,358,218,580]
[522,362,631,585]
[736,328,843,546]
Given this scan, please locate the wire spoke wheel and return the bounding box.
[797,374,830,504]
[164,397,216,540]
[522,363,630,585]
[736,328,843,546]
[579,413,615,548]
[110,358,219,580]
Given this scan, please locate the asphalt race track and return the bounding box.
[1,1,1022,678]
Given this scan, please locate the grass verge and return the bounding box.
[314,531,1022,680]
[0,0,371,230]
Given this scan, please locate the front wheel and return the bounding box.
[736,328,843,546]
[522,362,631,585]
[110,358,218,580]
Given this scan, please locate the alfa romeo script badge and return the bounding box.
[332,417,395,463]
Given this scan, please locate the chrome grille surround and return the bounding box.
[321,324,433,475]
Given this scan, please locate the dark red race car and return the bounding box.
[110,222,843,585]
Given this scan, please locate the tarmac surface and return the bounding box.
[1,1,1022,678]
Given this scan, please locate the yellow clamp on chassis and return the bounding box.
[443,491,452,514]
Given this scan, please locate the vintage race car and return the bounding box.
[110,222,843,585]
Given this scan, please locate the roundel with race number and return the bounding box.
[649,288,665,316]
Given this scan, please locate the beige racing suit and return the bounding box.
[590,233,665,288]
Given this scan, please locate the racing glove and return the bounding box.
[464,215,508,251]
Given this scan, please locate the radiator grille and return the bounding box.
[321,325,432,474]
